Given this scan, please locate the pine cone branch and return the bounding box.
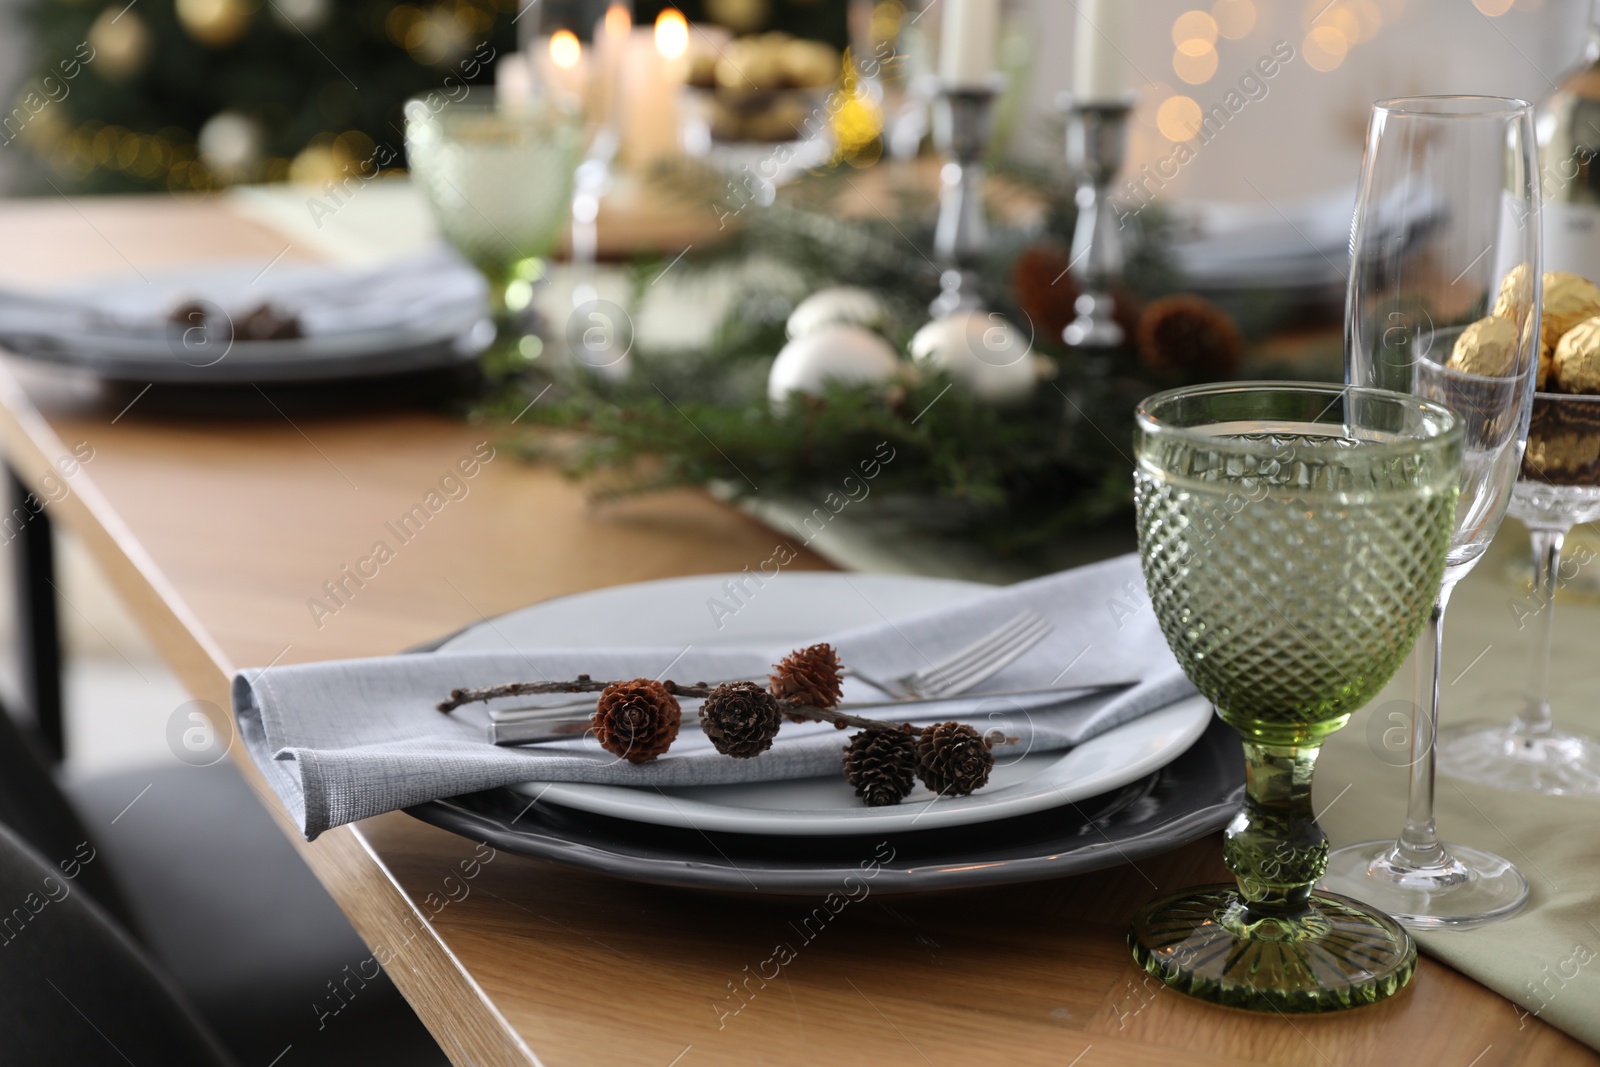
[438,676,715,712]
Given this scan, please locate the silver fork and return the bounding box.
[845,610,1053,701]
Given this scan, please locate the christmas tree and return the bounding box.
[7,0,849,195]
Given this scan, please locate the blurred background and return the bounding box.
[0,0,1588,205]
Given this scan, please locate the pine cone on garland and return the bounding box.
[592,679,681,764]
[915,721,994,796]
[1135,294,1244,381]
[1011,242,1080,342]
[842,729,919,806]
[770,643,844,723]
[699,681,782,758]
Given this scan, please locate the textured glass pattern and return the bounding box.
[1127,385,1460,1013]
[1136,430,1457,744]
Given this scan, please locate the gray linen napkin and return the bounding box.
[234,554,1197,839]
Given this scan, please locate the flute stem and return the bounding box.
[1513,526,1567,738]
[1393,574,1458,869]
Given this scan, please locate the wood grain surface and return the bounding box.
[0,192,1590,1066]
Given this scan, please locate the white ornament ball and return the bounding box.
[198,111,262,180]
[767,324,901,407]
[909,310,1036,403]
[786,287,889,340]
[271,0,330,31]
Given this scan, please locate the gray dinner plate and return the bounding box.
[405,716,1240,895]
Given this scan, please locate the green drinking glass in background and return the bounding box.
[404,97,586,358]
[1129,383,1462,1013]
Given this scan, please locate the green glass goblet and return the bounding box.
[1130,382,1462,1013]
[404,97,586,367]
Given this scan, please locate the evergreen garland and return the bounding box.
[477,161,1194,558]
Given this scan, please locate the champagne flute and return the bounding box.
[1327,96,1538,927]
[1131,382,1462,1012]
[1437,391,1600,793]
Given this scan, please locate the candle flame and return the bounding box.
[550,29,581,69]
[655,9,688,60]
[604,2,631,37]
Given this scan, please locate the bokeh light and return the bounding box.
[1472,0,1514,13]
[1211,0,1256,39]
[1173,45,1218,84]
[1157,95,1204,141]
[655,8,688,59]
[550,29,581,69]
[1303,25,1349,71]
[1172,11,1219,56]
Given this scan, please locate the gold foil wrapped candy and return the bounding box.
[1539,271,1600,353]
[1554,315,1600,394]
[1524,428,1600,480]
[1491,263,1533,322]
[1447,316,1518,377]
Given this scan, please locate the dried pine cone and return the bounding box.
[915,721,994,797]
[592,679,681,763]
[699,681,782,758]
[770,643,844,722]
[1135,294,1244,381]
[236,302,304,341]
[842,729,918,807]
[1011,242,1079,342]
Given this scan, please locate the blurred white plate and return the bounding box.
[0,250,492,384]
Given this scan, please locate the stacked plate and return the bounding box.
[0,248,491,385]
[409,572,1242,894]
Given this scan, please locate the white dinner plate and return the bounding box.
[438,571,1214,836]
[2,256,491,384]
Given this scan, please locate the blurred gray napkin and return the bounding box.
[234,554,1196,839]
[0,246,485,351]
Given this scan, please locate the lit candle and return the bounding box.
[621,10,689,166]
[938,0,999,88]
[596,2,632,130]
[656,7,689,75]
[1072,0,1128,102]
[533,31,586,107]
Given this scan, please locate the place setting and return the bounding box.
[236,555,1235,893]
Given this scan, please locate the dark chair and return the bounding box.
[0,706,448,1066]
[0,818,234,1066]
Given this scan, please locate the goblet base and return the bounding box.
[1438,720,1600,796]
[1129,885,1416,1013]
[1321,841,1529,929]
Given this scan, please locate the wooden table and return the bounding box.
[0,194,1591,1067]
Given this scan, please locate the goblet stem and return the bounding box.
[1514,526,1568,738]
[1224,740,1327,918]
[1392,577,1457,868]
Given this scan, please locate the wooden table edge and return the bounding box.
[0,357,541,1067]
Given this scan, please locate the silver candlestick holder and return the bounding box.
[1061,94,1135,349]
[930,80,1001,317]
